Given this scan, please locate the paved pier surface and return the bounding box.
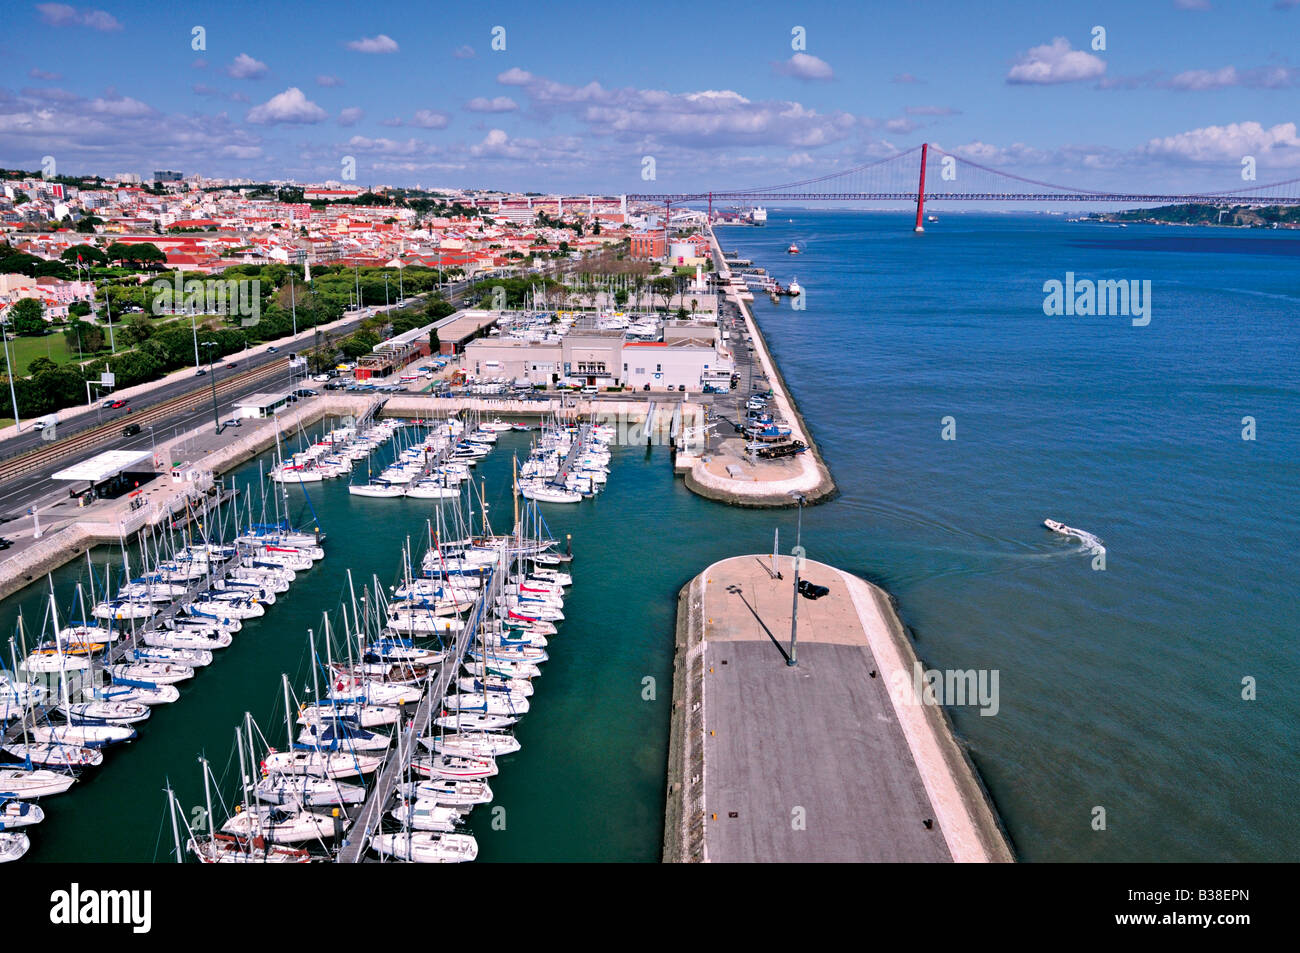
[665,554,1012,863]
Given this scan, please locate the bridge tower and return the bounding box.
[914,142,928,233]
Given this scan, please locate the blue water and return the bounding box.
[6,211,1297,862]
[724,211,1299,861]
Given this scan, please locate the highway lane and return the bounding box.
[0,282,470,460]
[0,362,313,521]
[0,280,474,522]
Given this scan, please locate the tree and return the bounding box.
[8,297,46,336]
[61,244,107,266]
[651,275,675,312]
[63,320,105,355]
[340,328,379,359]
[68,300,91,318]
[122,316,154,346]
[75,216,103,233]
[26,357,57,376]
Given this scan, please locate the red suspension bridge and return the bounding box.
[628,143,1300,231]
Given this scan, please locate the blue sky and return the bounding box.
[2,0,1299,195]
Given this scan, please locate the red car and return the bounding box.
[110,400,127,409]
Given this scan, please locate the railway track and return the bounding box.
[0,358,290,485]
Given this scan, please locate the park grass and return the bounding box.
[5,332,76,372]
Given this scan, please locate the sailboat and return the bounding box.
[371,830,477,863]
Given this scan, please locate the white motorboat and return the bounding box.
[371,831,477,863]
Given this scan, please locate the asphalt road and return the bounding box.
[0,279,472,461]
[0,279,474,522]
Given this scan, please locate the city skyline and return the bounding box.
[3,1,1300,194]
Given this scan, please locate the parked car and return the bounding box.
[122,423,141,437]
[223,417,242,428]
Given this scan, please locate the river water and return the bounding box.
[7,210,1297,861]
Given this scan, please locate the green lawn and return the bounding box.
[2,333,92,374]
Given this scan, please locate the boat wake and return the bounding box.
[1043,519,1106,557]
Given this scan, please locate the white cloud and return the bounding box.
[411,109,449,129]
[452,45,475,59]
[246,87,327,125]
[1141,121,1300,164]
[225,53,268,80]
[465,96,518,113]
[337,106,363,127]
[346,34,399,54]
[773,53,834,81]
[35,4,122,31]
[316,74,344,87]
[1165,65,1296,90]
[1007,37,1106,85]
[497,68,533,86]
[496,70,860,149]
[885,118,919,133]
[88,94,154,118]
[28,68,62,81]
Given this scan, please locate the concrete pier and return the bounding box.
[664,554,1012,863]
[673,229,835,508]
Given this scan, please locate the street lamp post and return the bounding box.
[788,493,806,667]
[1,317,22,432]
[289,271,298,337]
[200,342,220,434]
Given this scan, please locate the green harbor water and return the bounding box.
[6,422,772,863]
